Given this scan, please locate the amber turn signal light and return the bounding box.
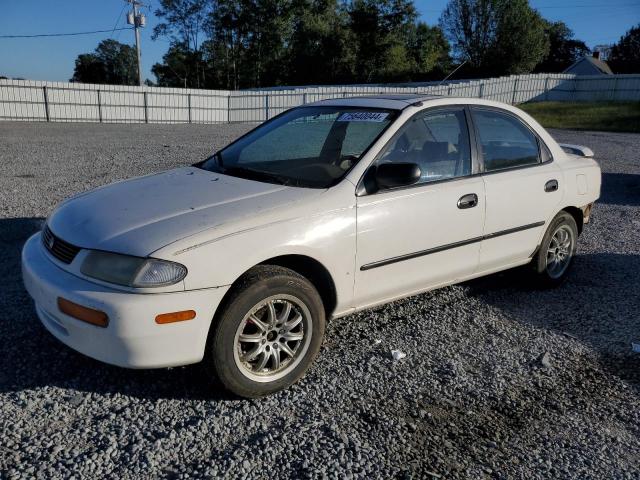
[57,297,109,328]
[155,310,196,324]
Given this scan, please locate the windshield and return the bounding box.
[199,106,398,188]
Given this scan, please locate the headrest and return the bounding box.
[422,141,452,159]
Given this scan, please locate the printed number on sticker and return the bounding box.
[337,112,389,122]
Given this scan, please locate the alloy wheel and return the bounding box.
[233,295,312,382]
[546,224,574,279]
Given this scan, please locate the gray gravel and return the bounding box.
[1,122,639,479]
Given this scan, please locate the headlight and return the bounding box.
[80,251,187,288]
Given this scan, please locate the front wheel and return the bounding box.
[530,211,578,288]
[209,266,325,398]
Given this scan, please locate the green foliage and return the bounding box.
[440,0,549,76]
[608,24,640,74]
[202,0,296,89]
[71,40,138,85]
[151,43,209,88]
[287,0,356,85]
[153,0,211,50]
[407,22,451,80]
[151,0,451,88]
[348,0,419,82]
[534,21,590,73]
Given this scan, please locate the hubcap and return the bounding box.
[233,295,312,382]
[546,225,574,279]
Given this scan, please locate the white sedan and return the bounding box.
[22,96,601,397]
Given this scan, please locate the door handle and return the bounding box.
[545,179,558,192]
[457,193,478,209]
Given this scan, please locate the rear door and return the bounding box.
[353,107,485,308]
[470,107,562,272]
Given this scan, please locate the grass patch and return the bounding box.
[519,101,640,133]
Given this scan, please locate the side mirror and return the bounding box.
[375,162,421,190]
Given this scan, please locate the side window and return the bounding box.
[472,109,541,172]
[377,109,472,184]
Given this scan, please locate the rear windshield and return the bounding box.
[199,106,397,188]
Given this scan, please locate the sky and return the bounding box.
[0,0,638,83]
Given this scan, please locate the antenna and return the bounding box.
[438,60,468,86]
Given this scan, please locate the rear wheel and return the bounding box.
[530,211,578,288]
[209,266,325,398]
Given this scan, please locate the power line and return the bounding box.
[0,28,132,39]
[110,3,129,38]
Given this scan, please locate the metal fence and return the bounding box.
[1,73,639,124]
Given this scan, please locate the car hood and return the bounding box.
[48,167,321,257]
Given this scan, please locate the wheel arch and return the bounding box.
[531,205,584,260]
[212,254,338,324]
[257,255,338,318]
[561,206,584,234]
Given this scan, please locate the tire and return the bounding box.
[530,211,578,288]
[208,265,325,398]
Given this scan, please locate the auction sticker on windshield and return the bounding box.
[337,112,389,122]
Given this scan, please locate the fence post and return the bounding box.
[303,92,307,104]
[143,92,149,123]
[43,86,50,122]
[611,76,618,101]
[543,76,550,102]
[227,94,231,123]
[478,82,484,99]
[97,89,102,123]
[187,93,192,124]
[511,77,518,104]
[264,94,269,120]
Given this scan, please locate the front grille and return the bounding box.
[42,225,80,264]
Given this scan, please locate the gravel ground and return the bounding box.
[1,122,639,479]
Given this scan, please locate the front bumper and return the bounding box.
[22,233,229,368]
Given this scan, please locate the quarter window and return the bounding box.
[472,109,541,172]
[376,109,472,185]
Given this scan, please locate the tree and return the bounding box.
[535,21,589,73]
[440,0,549,76]
[71,40,138,85]
[348,0,420,82]
[154,0,210,50]
[204,0,298,89]
[71,54,105,84]
[153,0,212,87]
[609,24,640,74]
[240,0,296,88]
[152,43,209,88]
[151,0,452,88]
[288,0,356,85]
[407,22,451,80]
[205,0,251,89]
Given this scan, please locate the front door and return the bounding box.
[353,107,486,308]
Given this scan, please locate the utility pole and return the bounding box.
[126,0,146,86]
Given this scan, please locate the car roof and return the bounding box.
[306,94,444,110]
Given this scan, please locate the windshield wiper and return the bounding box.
[221,166,295,186]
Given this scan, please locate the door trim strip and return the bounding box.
[359,221,545,271]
